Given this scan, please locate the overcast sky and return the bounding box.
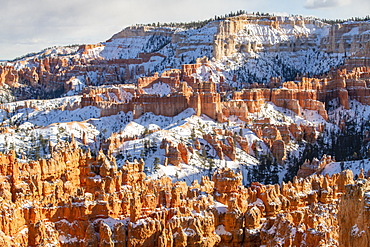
[0,0,369,60]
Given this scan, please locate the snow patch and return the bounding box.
[143,82,172,96]
[215,225,232,235]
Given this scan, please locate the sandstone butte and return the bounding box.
[0,141,369,246]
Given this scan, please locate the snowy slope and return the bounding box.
[321,159,370,178]
[7,14,366,88]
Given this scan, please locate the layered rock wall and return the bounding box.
[77,65,370,124]
[213,15,370,63]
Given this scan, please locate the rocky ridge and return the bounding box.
[0,15,369,101]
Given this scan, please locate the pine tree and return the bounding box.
[153,157,160,172]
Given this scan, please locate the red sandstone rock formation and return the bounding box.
[2,62,369,137]
[203,133,236,161]
[160,139,190,166]
[338,177,370,246]
[0,140,367,246]
[297,155,335,178]
[271,139,286,164]
[0,16,369,247]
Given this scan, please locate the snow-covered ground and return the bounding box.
[143,82,172,96]
[321,159,370,177]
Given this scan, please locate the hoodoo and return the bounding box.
[0,12,369,246]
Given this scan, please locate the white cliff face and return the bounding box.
[213,15,329,58]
